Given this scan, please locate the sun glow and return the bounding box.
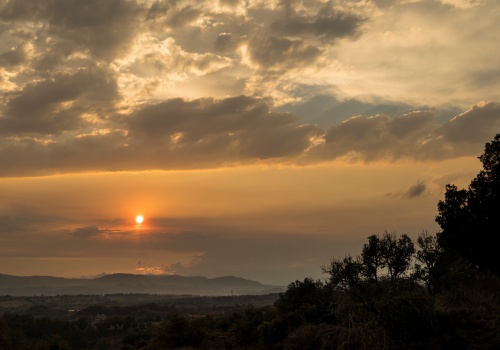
[135,215,144,224]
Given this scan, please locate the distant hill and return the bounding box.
[0,273,285,296]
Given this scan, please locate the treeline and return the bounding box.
[1,252,498,349]
[1,135,499,349]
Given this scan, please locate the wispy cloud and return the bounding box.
[71,226,124,239]
[403,181,427,199]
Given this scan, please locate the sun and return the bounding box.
[135,215,144,224]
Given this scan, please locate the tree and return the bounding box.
[275,277,333,327]
[322,255,364,292]
[323,232,416,293]
[413,231,442,292]
[436,134,500,276]
[361,235,384,284]
[323,233,429,349]
[377,233,415,284]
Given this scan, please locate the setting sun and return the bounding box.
[135,215,144,224]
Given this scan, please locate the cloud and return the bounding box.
[241,1,365,73]
[245,35,322,71]
[270,1,365,42]
[166,5,202,28]
[122,36,233,78]
[1,0,498,109]
[0,1,498,176]
[135,266,166,275]
[0,66,119,135]
[145,2,202,28]
[219,0,240,6]
[126,95,322,159]
[386,180,429,199]
[133,257,201,276]
[404,181,427,199]
[0,42,27,67]
[317,110,436,162]
[0,214,57,233]
[0,100,499,176]
[71,226,121,238]
[0,95,321,176]
[439,101,500,143]
[312,102,500,163]
[0,0,142,61]
[329,0,500,105]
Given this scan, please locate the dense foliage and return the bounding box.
[1,134,499,349]
[436,134,500,276]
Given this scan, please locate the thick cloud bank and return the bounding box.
[1,97,499,176]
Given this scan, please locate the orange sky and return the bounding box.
[0,0,499,284]
[0,157,482,284]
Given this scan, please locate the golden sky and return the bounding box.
[0,0,498,284]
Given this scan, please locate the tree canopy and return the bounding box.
[436,134,500,276]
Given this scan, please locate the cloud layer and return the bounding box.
[1,0,499,177]
[1,97,499,176]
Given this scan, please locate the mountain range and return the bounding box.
[0,273,284,296]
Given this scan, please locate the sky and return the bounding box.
[0,0,499,285]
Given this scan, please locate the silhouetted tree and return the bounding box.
[322,255,365,301]
[436,134,500,276]
[273,277,336,334]
[361,234,384,284]
[324,232,415,291]
[413,231,443,292]
[370,233,415,284]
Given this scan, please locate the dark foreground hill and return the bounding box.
[0,273,284,296]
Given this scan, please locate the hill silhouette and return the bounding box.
[0,273,284,296]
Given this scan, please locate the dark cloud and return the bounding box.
[271,1,365,42]
[144,3,252,55]
[214,32,237,53]
[0,100,499,176]
[144,1,203,27]
[0,131,132,176]
[0,0,142,60]
[0,0,44,21]
[246,35,322,70]
[71,226,121,238]
[235,0,366,74]
[145,0,172,20]
[0,66,119,135]
[127,95,321,159]
[0,96,321,176]
[319,111,435,161]
[0,214,56,233]
[403,181,427,199]
[219,0,240,6]
[439,101,500,143]
[387,180,428,199]
[311,102,500,163]
[0,43,27,66]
